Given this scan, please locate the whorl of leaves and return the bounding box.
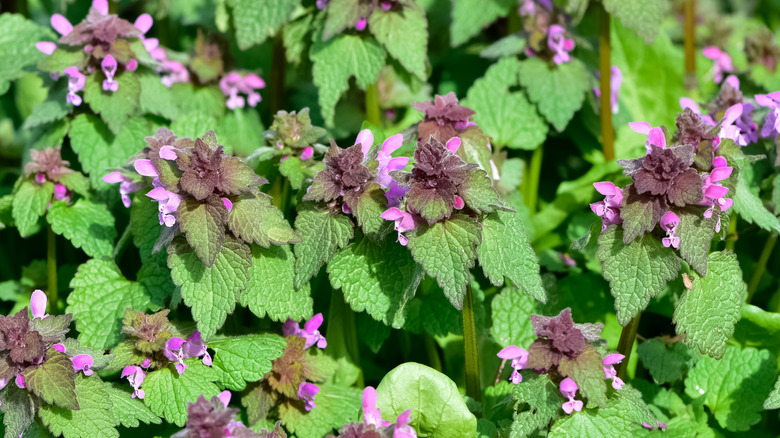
[412,92,475,143]
[526,308,604,370]
[121,309,175,354]
[303,141,372,211]
[23,148,74,183]
[264,108,327,149]
[675,108,717,148]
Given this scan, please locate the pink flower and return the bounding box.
[219,72,265,110]
[102,55,118,92]
[593,66,623,114]
[717,104,746,146]
[602,353,625,390]
[282,314,327,349]
[146,184,182,227]
[497,345,529,384]
[363,386,391,428]
[218,390,231,408]
[393,409,417,438]
[164,337,189,375]
[36,42,57,55]
[52,343,66,353]
[679,98,716,126]
[699,156,733,232]
[548,25,574,65]
[755,91,780,139]
[122,366,146,399]
[590,182,623,231]
[53,183,71,203]
[355,18,367,31]
[702,46,734,83]
[30,289,49,319]
[63,67,85,106]
[183,331,212,366]
[71,354,94,376]
[558,252,576,267]
[559,378,583,414]
[16,374,25,388]
[660,211,680,249]
[50,13,73,36]
[300,146,314,161]
[629,122,667,153]
[356,130,410,206]
[297,382,319,411]
[103,171,141,208]
[381,208,419,246]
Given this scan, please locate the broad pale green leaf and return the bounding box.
[368,3,428,81]
[209,334,287,390]
[131,191,164,261]
[68,259,151,349]
[636,338,697,384]
[105,383,162,428]
[227,193,299,249]
[478,209,546,302]
[597,226,681,325]
[279,156,307,190]
[329,236,424,328]
[293,206,354,289]
[142,359,221,426]
[280,383,362,438]
[406,213,481,309]
[136,259,176,308]
[242,244,313,322]
[0,386,37,438]
[511,371,564,437]
[603,0,669,45]
[311,33,385,126]
[39,376,118,438]
[734,303,780,353]
[284,14,313,65]
[558,347,608,408]
[732,166,780,233]
[675,207,716,276]
[480,34,526,59]
[168,236,251,339]
[23,352,77,410]
[376,363,477,437]
[23,86,72,129]
[37,46,86,74]
[219,107,265,157]
[462,57,547,149]
[403,280,463,337]
[449,0,515,47]
[0,14,51,95]
[353,183,389,240]
[171,83,225,120]
[684,346,775,431]
[138,72,180,121]
[12,180,53,238]
[765,376,780,410]
[491,287,543,349]
[518,58,590,132]
[69,114,150,189]
[227,0,298,49]
[83,73,141,135]
[178,198,227,267]
[47,199,116,258]
[673,251,746,359]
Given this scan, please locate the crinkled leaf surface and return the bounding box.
[23,352,78,410]
[138,72,180,121]
[511,371,564,437]
[227,193,299,248]
[47,199,116,258]
[178,198,228,267]
[12,180,53,238]
[228,0,298,49]
[280,383,362,438]
[242,244,313,322]
[82,73,141,135]
[491,287,543,349]
[105,383,162,428]
[765,376,780,410]
[732,166,780,233]
[636,338,697,385]
[368,3,428,81]
[39,376,117,438]
[142,359,220,426]
[450,0,515,47]
[0,386,37,438]
[23,85,73,129]
[603,0,669,45]
[0,14,51,95]
[210,334,287,391]
[518,58,590,132]
[558,347,608,408]
[675,207,716,276]
[293,206,354,290]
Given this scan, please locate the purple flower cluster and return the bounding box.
[517,0,575,64]
[361,386,417,437]
[219,72,266,110]
[593,66,623,114]
[282,313,327,350]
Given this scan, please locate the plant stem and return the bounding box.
[725,214,738,250]
[599,4,615,162]
[424,333,442,372]
[365,83,381,127]
[279,178,290,216]
[494,359,507,386]
[747,233,778,303]
[462,283,481,402]
[326,293,364,387]
[524,145,544,214]
[113,224,132,261]
[47,225,57,313]
[684,0,697,90]
[616,313,641,379]
[269,31,286,116]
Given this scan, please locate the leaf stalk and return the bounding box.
[462,282,481,401]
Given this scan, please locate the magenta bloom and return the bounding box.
[660,211,680,249]
[146,184,182,227]
[590,182,623,232]
[602,353,625,390]
[355,17,367,31]
[593,66,623,114]
[717,104,746,146]
[103,171,141,208]
[16,374,25,388]
[702,46,734,83]
[71,354,94,376]
[699,156,733,232]
[183,331,212,366]
[559,378,583,414]
[393,409,417,438]
[63,67,85,106]
[160,60,190,87]
[629,122,666,154]
[363,386,391,428]
[381,208,419,246]
[122,366,146,399]
[219,72,266,110]
[297,382,319,411]
[548,25,574,65]
[755,91,780,139]
[164,337,189,375]
[282,313,327,349]
[497,345,529,384]
[300,146,314,161]
[53,183,71,203]
[355,130,410,206]
[30,289,49,320]
[52,343,66,353]
[679,98,716,126]
[101,55,118,92]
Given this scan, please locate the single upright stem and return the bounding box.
[616,313,641,379]
[365,83,382,127]
[326,294,364,387]
[684,0,697,90]
[279,178,291,216]
[462,283,481,402]
[113,224,132,261]
[269,31,286,115]
[47,225,57,313]
[725,214,738,250]
[524,146,544,215]
[424,333,442,372]
[747,234,778,302]
[599,4,615,162]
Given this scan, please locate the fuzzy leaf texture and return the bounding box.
[178,197,228,267]
[38,376,118,438]
[518,58,590,132]
[450,0,515,47]
[168,236,251,340]
[228,0,298,49]
[673,251,746,359]
[12,180,53,238]
[636,338,697,385]
[105,383,162,428]
[242,244,313,322]
[765,376,780,410]
[23,351,78,410]
[368,3,428,81]
[227,193,300,248]
[23,85,73,129]
[732,166,780,233]
[82,72,141,135]
[675,207,716,276]
[0,386,37,438]
[597,226,681,326]
[684,346,776,431]
[142,358,221,426]
[280,383,362,438]
[477,209,546,303]
[510,371,565,437]
[491,287,543,349]
[209,334,287,391]
[558,347,609,408]
[0,14,50,95]
[67,259,151,350]
[47,199,116,258]
[406,213,482,309]
[603,0,669,45]
[463,57,547,149]
[329,236,424,328]
[293,206,354,290]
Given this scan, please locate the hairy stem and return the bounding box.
[599,4,615,162]
[113,223,132,261]
[747,233,778,303]
[424,333,442,372]
[270,31,286,116]
[47,224,57,313]
[279,178,291,216]
[524,145,544,214]
[365,83,382,127]
[462,283,481,401]
[494,359,507,386]
[725,214,738,250]
[326,293,364,387]
[616,313,641,379]
[684,0,697,90]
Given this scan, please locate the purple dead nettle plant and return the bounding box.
[496,308,623,415]
[220,72,266,110]
[23,147,81,205]
[328,387,417,437]
[517,0,574,64]
[702,46,734,84]
[319,0,406,33]
[260,108,328,166]
[172,390,272,437]
[593,66,623,114]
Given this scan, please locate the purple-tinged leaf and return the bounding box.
[23,351,79,410]
[178,196,229,267]
[557,346,609,408]
[227,192,300,248]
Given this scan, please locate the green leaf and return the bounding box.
[136,259,176,308]
[171,83,225,120]
[674,207,716,276]
[280,383,362,438]
[491,287,543,349]
[449,0,515,47]
[734,304,780,356]
[462,57,547,150]
[142,359,221,426]
[219,107,265,157]
[478,209,545,303]
[368,3,428,81]
[480,34,526,59]
[38,47,86,74]
[353,183,389,240]
[460,169,503,214]
[684,346,776,431]
[83,73,141,135]
[732,166,780,233]
[0,14,51,95]
[105,383,162,428]
[765,376,780,410]
[23,86,73,129]
[518,58,590,132]
[69,114,150,189]
[0,386,37,438]
[511,371,564,437]
[603,0,669,45]
[23,352,78,410]
[597,226,681,326]
[12,180,53,238]
[47,199,116,258]
[558,347,608,408]
[636,338,697,384]
[293,206,354,290]
[329,236,424,328]
[39,376,118,438]
[130,191,164,261]
[227,193,299,248]
[67,259,151,349]
[209,334,287,390]
[356,311,391,353]
[242,244,313,322]
[279,156,306,189]
[227,0,298,50]
[311,33,386,126]
[406,214,481,309]
[178,198,228,267]
[168,236,251,339]
[403,280,463,337]
[138,72,180,121]
[548,385,655,437]
[283,14,314,65]
[673,251,746,359]
[376,363,477,437]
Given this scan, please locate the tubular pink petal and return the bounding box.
[712,156,728,167]
[218,390,231,408]
[126,59,138,71]
[709,166,733,182]
[602,353,625,365]
[381,208,405,221]
[36,42,57,55]
[593,181,617,196]
[356,129,374,156]
[660,211,680,229]
[143,38,160,53]
[560,377,578,393]
[300,146,314,161]
[30,290,48,319]
[767,91,780,102]
[159,146,177,160]
[396,409,412,426]
[146,187,170,201]
[92,0,109,15]
[244,73,265,89]
[723,104,743,125]
[381,134,404,155]
[705,185,729,199]
[755,94,775,107]
[103,171,127,184]
[52,344,65,353]
[702,46,722,59]
[445,137,461,153]
[387,156,409,171]
[222,197,233,212]
[50,14,73,36]
[647,128,666,148]
[628,121,651,134]
[453,195,464,210]
[304,313,324,332]
[134,159,159,177]
[720,198,734,211]
[134,14,153,34]
[497,345,524,360]
[362,386,378,410]
[725,75,739,89]
[71,354,94,373]
[679,97,701,114]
